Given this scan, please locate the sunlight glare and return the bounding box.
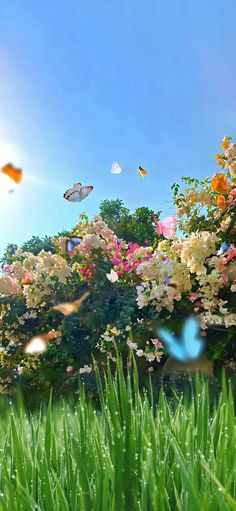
[0,142,18,167]
[0,173,16,195]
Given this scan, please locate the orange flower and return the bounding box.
[216,153,223,166]
[221,136,231,151]
[211,173,230,194]
[216,195,227,211]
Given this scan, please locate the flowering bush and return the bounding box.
[0,137,235,396]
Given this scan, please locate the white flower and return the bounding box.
[136,349,144,357]
[137,318,144,324]
[79,364,92,374]
[127,340,138,350]
[145,352,156,362]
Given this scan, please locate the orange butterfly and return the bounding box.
[1,163,22,184]
[53,291,89,316]
[139,166,148,177]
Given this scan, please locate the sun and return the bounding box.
[0,141,18,167]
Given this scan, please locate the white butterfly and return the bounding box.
[111,161,122,174]
[24,332,59,355]
[106,269,119,283]
[64,182,93,203]
[24,336,48,355]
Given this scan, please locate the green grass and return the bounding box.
[0,362,235,510]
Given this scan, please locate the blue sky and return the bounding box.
[0,0,235,255]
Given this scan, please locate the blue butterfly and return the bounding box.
[158,316,204,362]
[217,242,230,256]
[66,237,82,254]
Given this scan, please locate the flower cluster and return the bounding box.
[0,137,235,396]
[127,337,164,366]
[216,136,236,178]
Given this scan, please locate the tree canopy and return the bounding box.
[99,199,161,245]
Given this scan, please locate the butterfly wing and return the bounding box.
[64,183,83,202]
[66,237,82,253]
[161,216,177,239]
[217,242,230,256]
[111,161,122,174]
[1,163,23,184]
[54,302,77,316]
[70,237,82,245]
[106,269,119,283]
[79,186,93,202]
[139,166,148,177]
[158,327,187,362]
[182,316,203,360]
[24,336,47,355]
[66,240,75,253]
[54,292,89,316]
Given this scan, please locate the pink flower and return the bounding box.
[151,338,163,350]
[145,239,149,244]
[187,293,198,302]
[66,366,74,374]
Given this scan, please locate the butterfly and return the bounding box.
[1,163,22,184]
[53,291,89,316]
[66,237,82,254]
[24,331,59,355]
[158,316,204,362]
[111,161,122,174]
[152,213,177,239]
[63,182,93,203]
[217,242,230,256]
[0,163,23,193]
[139,166,148,177]
[106,269,119,283]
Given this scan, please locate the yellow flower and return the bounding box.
[221,136,231,151]
[216,195,227,211]
[211,173,230,194]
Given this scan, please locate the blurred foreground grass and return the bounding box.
[0,361,235,510]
